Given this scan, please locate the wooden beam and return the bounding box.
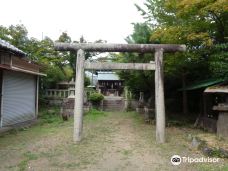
[74,49,85,142]
[155,48,166,143]
[11,66,46,76]
[55,43,186,53]
[84,62,155,70]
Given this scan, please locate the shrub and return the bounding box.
[39,107,62,124]
[88,92,104,104]
[84,76,90,87]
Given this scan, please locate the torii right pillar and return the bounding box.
[155,48,165,143]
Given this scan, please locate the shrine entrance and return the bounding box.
[54,43,186,143]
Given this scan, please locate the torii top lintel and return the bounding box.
[54,43,186,53]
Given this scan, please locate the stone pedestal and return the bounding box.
[213,104,228,139]
[61,98,90,120]
[136,107,144,114]
[144,107,155,120]
[217,112,228,138]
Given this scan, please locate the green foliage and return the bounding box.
[0,25,104,90]
[136,0,227,57]
[85,87,96,94]
[41,65,65,89]
[208,43,228,80]
[63,66,74,80]
[0,25,70,89]
[58,32,71,43]
[84,76,91,87]
[114,23,155,99]
[207,148,227,158]
[111,0,227,113]
[121,0,228,102]
[18,151,39,171]
[125,23,152,44]
[88,92,104,103]
[136,0,227,44]
[0,24,29,51]
[39,107,63,124]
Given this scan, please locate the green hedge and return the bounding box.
[88,92,104,103]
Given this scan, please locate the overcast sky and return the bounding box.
[0,0,145,43]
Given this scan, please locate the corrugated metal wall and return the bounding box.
[1,70,36,126]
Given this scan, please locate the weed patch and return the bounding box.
[85,108,107,121]
[18,151,39,171]
[38,107,63,125]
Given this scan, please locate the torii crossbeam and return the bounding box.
[54,43,186,143]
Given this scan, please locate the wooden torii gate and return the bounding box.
[54,43,186,143]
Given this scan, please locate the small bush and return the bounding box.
[88,92,104,104]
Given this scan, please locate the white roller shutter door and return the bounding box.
[2,70,36,126]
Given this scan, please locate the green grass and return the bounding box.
[197,163,228,171]
[85,108,107,121]
[0,109,227,171]
[38,106,63,125]
[121,149,132,156]
[17,151,39,171]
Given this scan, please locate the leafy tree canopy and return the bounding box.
[115,0,227,104]
[0,24,105,89]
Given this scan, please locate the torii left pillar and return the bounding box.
[74,49,85,142]
[155,48,165,143]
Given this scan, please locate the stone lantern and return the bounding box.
[213,103,228,139]
[68,78,75,98]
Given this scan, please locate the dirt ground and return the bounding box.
[0,111,227,171]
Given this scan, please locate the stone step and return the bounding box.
[103,105,124,107]
[103,103,124,105]
[103,103,123,105]
[104,109,124,111]
[103,106,124,110]
[103,102,123,104]
[103,101,123,104]
[105,105,124,106]
[103,107,124,109]
[103,100,123,102]
[102,99,125,111]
